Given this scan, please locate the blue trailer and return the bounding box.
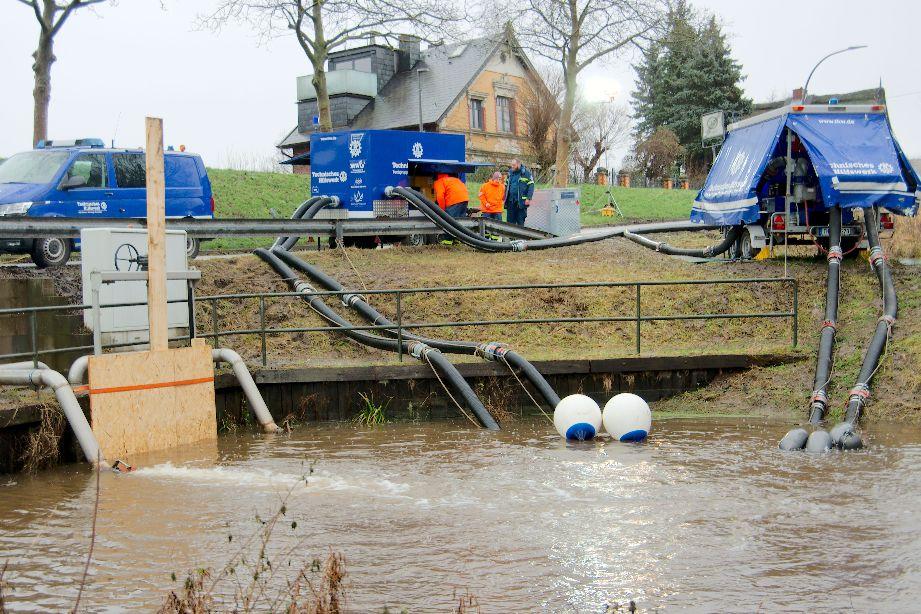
[694,103,919,258]
[309,129,486,219]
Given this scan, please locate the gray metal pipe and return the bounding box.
[212,348,278,433]
[68,352,278,433]
[0,368,104,466]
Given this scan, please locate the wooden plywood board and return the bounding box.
[88,342,216,460]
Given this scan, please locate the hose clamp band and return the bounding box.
[848,384,871,401]
[821,319,838,331]
[408,341,430,359]
[878,314,895,327]
[869,246,885,267]
[510,240,526,252]
[294,280,316,294]
[827,246,843,262]
[810,390,828,404]
[476,341,509,361]
[342,293,366,308]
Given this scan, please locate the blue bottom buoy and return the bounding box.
[603,393,652,442]
[553,394,602,441]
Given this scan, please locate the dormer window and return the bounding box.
[329,54,373,73]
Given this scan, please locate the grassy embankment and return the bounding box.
[205,168,697,250]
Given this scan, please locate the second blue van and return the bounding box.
[0,139,214,267]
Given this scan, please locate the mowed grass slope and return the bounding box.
[205,169,696,250]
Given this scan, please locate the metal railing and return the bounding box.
[0,277,798,368]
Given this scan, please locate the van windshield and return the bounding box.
[0,151,71,184]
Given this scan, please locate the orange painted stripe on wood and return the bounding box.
[88,376,214,396]
[72,385,89,394]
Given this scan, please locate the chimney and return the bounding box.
[398,34,421,72]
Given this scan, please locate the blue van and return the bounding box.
[0,139,214,267]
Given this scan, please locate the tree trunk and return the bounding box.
[311,2,332,132]
[554,73,576,187]
[312,64,332,132]
[32,30,55,147]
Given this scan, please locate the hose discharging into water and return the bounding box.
[254,248,499,430]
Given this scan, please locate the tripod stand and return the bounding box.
[594,187,623,217]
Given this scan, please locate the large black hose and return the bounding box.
[837,208,897,439]
[622,226,742,258]
[389,186,732,254]
[274,196,336,250]
[254,248,499,430]
[272,248,562,408]
[808,206,843,424]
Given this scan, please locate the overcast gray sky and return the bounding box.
[1,0,919,168]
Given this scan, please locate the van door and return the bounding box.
[58,152,111,217]
[164,155,205,218]
[110,152,147,217]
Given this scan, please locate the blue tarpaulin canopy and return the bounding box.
[693,110,919,225]
[691,115,785,225]
[788,113,917,215]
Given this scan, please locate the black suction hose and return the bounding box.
[272,248,562,408]
[272,196,324,248]
[780,207,843,452]
[809,206,843,423]
[831,208,897,448]
[254,248,499,430]
[622,226,742,258]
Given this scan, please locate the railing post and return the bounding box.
[211,297,219,349]
[635,284,641,355]
[90,272,102,356]
[792,279,799,348]
[396,291,404,363]
[30,311,38,368]
[259,296,267,366]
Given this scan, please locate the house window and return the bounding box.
[469,98,485,131]
[330,54,373,72]
[496,95,516,133]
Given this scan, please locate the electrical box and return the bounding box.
[80,228,190,349]
[527,188,581,237]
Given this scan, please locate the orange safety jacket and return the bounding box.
[478,179,505,214]
[433,174,469,210]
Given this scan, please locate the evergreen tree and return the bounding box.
[631,4,751,173]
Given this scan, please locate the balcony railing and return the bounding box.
[296,70,378,101]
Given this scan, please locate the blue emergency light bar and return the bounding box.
[36,138,106,149]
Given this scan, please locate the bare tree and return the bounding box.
[15,0,110,146]
[572,101,631,182]
[515,0,664,186]
[519,67,562,182]
[204,0,463,132]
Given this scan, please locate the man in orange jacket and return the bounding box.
[478,171,505,220]
[433,172,469,219]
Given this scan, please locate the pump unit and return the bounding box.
[309,129,488,218]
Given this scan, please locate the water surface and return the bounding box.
[1,417,919,611]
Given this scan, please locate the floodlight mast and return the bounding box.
[801,45,868,103]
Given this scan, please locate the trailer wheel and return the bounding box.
[728,228,754,259]
[31,237,72,268]
[405,233,426,247]
[186,237,201,260]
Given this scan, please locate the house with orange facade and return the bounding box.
[277,29,553,174]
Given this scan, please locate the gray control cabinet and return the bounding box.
[526,188,581,237]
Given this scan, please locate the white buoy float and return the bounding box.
[553,394,602,440]
[602,393,652,442]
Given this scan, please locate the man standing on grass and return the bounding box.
[504,158,534,226]
[478,171,505,220]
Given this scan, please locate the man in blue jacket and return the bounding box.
[504,158,535,226]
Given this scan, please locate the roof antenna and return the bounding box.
[875,78,885,103]
[111,111,122,148]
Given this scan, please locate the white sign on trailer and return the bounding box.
[701,111,726,143]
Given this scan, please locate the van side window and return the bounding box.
[113,154,146,188]
[64,153,107,188]
[164,156,200,188]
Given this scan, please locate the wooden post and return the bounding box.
[145,117,168,351]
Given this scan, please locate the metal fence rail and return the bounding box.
[0,277,798,368]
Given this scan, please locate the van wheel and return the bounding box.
[186,237,201,260]
[31,237,72,268]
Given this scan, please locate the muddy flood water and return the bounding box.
[1,416,920,612]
